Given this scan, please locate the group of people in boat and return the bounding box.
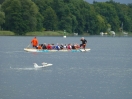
[31,37,87,50]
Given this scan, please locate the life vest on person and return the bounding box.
[31,38,38,46]
[38,45,42,49]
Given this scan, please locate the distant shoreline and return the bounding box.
[0,30,89,36]
[0,30,131,36]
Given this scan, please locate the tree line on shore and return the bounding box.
[0,0,132,35]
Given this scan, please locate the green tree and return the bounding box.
[69,0,85,34]
[114,3,132,32]
[59,16,72,33]
[36,12,43,31]
[94,2,120,32]
[2,0,41,35]
[0,0,5,4]
[71,15,78,33]
[1,0,132,35]
[32,0,53,17]
[2,0,22,34]
[96,15,107,33]
[44,6,58,30]
[58,4,73,33]
[0,4,5,30]
[52,0,64,20]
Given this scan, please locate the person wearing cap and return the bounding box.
[80,37,87,50]
[31,37,38,48]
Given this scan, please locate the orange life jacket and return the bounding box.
[38,46,42,49]
[31,38,38,46]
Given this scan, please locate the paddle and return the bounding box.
[26,44,30,48]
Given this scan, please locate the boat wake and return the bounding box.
[7,51,24,53]
[0,51,24,54]
[10,66,39,71]
[10,62,53,71]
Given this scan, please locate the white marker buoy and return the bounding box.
[63,36,66,38]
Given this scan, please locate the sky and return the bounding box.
[86,0,132,4]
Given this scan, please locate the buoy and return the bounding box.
[63,36,66,38]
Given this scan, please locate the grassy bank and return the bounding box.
[0,31,15,36]
[25,31,70,36]
[0,30,131,36]
[0,30,72,36]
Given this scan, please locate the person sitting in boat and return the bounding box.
[72,44,76,49]
[41,44,43,47]
[63,44,67,49]
[47,44,52,50]
[42,43,47,49]
[67,44,72,50]
[31,36,38,48]
[51,44,56,49]
[72,43,79,49]
[60,44,64,50]
[76,44,80,49]
[55,43,60,50]
[80,37,87,50]
[37,44,42,49]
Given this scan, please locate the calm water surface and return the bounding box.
[0,36,132,99]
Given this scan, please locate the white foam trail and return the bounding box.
[1,50,28,53]
[10,62,53,71]
[10,66,40,71]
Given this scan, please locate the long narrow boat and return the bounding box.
[24,48,91,52]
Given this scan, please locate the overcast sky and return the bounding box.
[86,0,132,4]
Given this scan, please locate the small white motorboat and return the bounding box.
[34,63,52,68]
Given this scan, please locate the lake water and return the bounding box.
[0,36,132,99]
